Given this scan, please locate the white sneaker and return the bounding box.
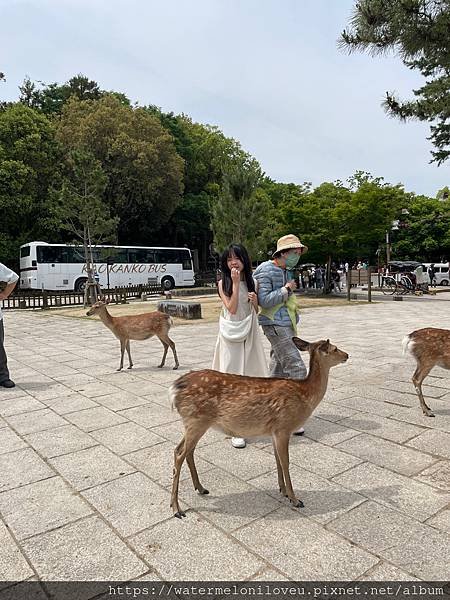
[231,437,246,448]
[293,427,305,436]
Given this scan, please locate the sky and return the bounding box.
[1,0,448,197]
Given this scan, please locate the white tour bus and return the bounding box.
[19,242,195,291]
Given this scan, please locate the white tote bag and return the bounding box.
[219,311,254,343]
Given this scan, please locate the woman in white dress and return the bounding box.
[212,244,268,448]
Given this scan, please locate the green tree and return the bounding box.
[54,149,118,303]
[392,194,450,260]
[211,158,275,260]
[55,95,184,244]
[0,103,61,267]
[340,0,450,163]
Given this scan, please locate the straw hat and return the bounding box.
[273,234,308,257]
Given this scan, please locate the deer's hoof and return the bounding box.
[157,364,164,369]
[116,368,123,372]
[173,365,179,370]
[197,487,209,495]
[174,511,186,519]
[291,499,304,508]
[127,366,133,370]
[425,411,435,417]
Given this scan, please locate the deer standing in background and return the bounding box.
[169,337,348,518]
[86,299,179,371]
[403,327,450,417]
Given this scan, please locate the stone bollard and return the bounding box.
[157,300,202,320]
[141,293,148,301]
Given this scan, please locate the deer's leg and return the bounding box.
[171,426,208,518]
[186,450,209,495]
[118,339,126,371]
[272,436,286,496]
[126,340,133,369]
[412,363,434,416]
[158,335,179,370]
[273,432,304,508]
[157,338,169,368]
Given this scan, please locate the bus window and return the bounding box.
[20,246,31,258]
[37,246,64,263]
[179,250,193,270]
[128,249,155,264]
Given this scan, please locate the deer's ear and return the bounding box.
[292,337,310,351]
[319,340,331,352]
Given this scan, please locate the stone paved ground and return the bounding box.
[0,299,449,589]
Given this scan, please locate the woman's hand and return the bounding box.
[231,267,241,284]
[248,291,258,309]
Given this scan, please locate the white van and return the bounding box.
[423,263,450,286]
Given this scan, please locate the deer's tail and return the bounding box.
[402,334,414,356]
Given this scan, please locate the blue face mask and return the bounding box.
[285,252,300,270]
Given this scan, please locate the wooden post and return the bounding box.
[42,290,49,310]
[368,267,372,303]
[347,269,352,302]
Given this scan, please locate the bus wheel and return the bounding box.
[161,276,175,291]
[74,278,88,292]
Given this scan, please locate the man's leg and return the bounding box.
[262,326,286,377]
[262,325,307,379]
[0,320,11,383]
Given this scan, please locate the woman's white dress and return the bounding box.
[212,281,268,377]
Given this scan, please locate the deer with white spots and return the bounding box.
[86,299,179,372]
[169,337,349,518]
[402,327,450,417]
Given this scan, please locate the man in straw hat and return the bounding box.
[253,234,308,435]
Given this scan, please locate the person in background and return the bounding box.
[0,263,19,388]
[428,264,437,287]
[253,234,308,436]
[212,244,268,449]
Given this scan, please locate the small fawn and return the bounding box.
[169,337,348,518]
[86,299,179,371]
[403,327,450,417]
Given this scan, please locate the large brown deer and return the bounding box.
[169,337,348,518]
[86,299,179,371]
[402,327,450,417]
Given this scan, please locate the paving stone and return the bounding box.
[338,413,425,443]
[249,464,365,524]
[49,445,135,490]
[125,440,212,488]
[328,501,449,580]
[64,406,127,431]
[407,429,450,459]
[94,391,150,411]
[0,519,33,583]
[0,476,92,540]
[283,438,363,478]
[0,396,46,417]
[129,514,263,580]
[233,507,377,580]
[0,448,54,492]
[332,461,450,521]
[4,409,68,435]
[90,422,165,455]
[151,421,225,447]
[44,394,99,414]
[119,402,181,429]
[381,380,448,398]
[0,427,27,454]
[179,468,281,532]
[335,433,437,476]
[198,440,277,481]
[0,580,48,600]
[76,382,121,398]
[303,417,361,446]
[414,461,450,491]
[426,509,450,534]
[21,517,147,596]
[358,562,419,581]
[25,424,97,458]
[82,472,171,536]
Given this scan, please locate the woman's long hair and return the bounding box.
[219,244,255,298]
